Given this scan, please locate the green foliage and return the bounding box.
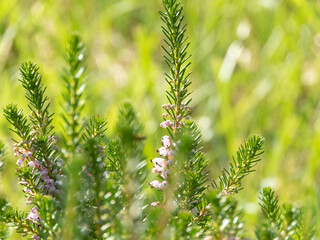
[213,135,265,195]
[0,198,39,238]
[2,61,64,239]
[259,187,281,226]
[33,195,62,239]
[76,115,108,239]
[116,102,144,149]
[205,191,244,239]
[256,187,306,240]
[160,0,192,139]
[19,61,53,135]
[3,105,31,143]
[113,103,147,239]
[61,34,87,154]
[175,121,208,215]
[0,223,9,239]
[0,141,5,171]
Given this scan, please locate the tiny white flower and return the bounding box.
[161,135,171,147]
[151,158,166,167]
[149,180,162,189]
[151,201,161,207]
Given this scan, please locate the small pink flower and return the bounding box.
[47,185,56,194]
[149,180,162,189]
[151,202,161,207]
[152,165,164,174]
[157,147,168,157]
[160,120,174,128]
[191,207,199,215]
[28,161,35,168]
[23,187,32,194]
[149,180,168,190]
[34,160,40,168]
[151,158,166,167]
[52,137,58,144]
[27,207,42,223]
[45,179,55,186]
[160,121,168,128]
[161,136,171,148]
[16,158,24,166]
[41,173,49,181]
[39,165,47,171]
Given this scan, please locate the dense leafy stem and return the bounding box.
[256,187,306,239]
[259,187,281,225]
[160,0,192,139]
[77,115,108,240]
[205,191,244,239]
[61,35,87,154]
[213,135,265,195]
[19,61,53,135]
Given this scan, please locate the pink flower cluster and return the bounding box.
[27,207,42,239]
[160,120,174,129]
[27,206,42,223]
[160,119,181,129]
[14,132,63,204]
[149,136,175,192]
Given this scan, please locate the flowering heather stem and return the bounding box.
[149,2,195,235]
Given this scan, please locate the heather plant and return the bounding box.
[0,0,311,239]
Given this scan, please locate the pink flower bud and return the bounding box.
[16,158,24,166]
[160,121,168,128]
[19,181,28,185]
[160,120,173,129]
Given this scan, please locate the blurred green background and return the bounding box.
[0,0,320,238]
